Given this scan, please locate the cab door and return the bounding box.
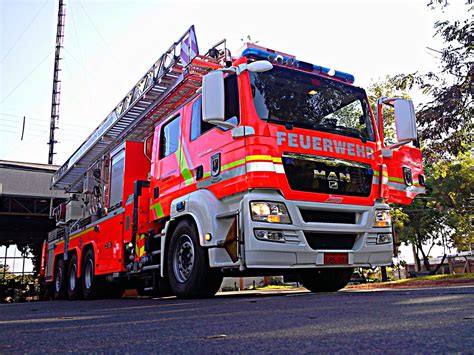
[385,145,425,205]
[182,75,246,198]
[378,98,426,205]
[150,113,183,220]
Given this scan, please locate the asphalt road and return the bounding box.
[1,285,473,353]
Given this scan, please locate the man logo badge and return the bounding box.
[329,180,338,189]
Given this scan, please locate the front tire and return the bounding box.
[53,258,67,300]
[81,248,103,300]
[298,268,354,292]
[167,220,223,298]
[67,254,82,300]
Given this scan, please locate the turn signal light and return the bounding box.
[374,209,391,228]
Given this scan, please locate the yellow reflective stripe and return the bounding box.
[56,226,94,246]
[245,155,273,162]
[196,155,285,183]
[221,159,245,171]
[388,176,404,183]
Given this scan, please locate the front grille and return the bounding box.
[282,153,373,197]
[304,232,356,250]
[300,209,356,224]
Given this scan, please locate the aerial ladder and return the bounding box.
[51,26,225,193]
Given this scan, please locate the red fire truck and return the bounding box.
[41,26,425,299]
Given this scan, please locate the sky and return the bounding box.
[0,0,468,266]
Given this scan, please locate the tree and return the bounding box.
[392,153,473,272]
[393,2,473,163]
[428,151,474,252]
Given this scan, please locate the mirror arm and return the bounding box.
[381,140,412,158]
[376,97,385,144]
[386,140,412,151]
[207,119,237,129]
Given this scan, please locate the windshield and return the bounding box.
[250,67,375,142]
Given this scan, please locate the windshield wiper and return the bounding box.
[265,117,294,130]
[331,126,367,143]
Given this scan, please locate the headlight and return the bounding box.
[374,209,391,228]
[250,202,291,224]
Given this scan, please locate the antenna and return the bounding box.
[48,0,66,165]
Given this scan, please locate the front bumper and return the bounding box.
[242,190,393,269]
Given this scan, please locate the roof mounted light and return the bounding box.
[242,48,355,84]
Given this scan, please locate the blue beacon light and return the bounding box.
[242,48,355,84]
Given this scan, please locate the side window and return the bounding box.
[224,75,239,124]
[159,115,180,159]
[190,97,213,141]
[109,149,125,208]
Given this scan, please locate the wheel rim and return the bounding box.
[172,234,195,283]
[55,266,63,292]
[84,258,94,290]
[69,263,77,291]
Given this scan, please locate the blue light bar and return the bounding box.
[242,48,355,84]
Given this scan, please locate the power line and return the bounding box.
[78,0,110,50]
[0,113,45,122]
[63,47,95,79]
[0,129,18,134]
[0,117,19,123]
[0,112,20,118]
[0,51,53,103]
[0,113,87,129]
[1,123,19,129]
[0,0,49,64]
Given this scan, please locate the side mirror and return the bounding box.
[378,97,418,146]
[202,71,225,124]
[202,70,237,129]
[394,99,417,143]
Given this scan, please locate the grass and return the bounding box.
[251,273,474,291]
[391,273,474,283]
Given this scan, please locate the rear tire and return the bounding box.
[298,268,354,292]
[53,258,67,300]
[81,248,103,300]
[167,220,223,298]
[67,254,82,300]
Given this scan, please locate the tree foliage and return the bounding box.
[392,153,473,271]
[393,3,473,163]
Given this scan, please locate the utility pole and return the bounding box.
[48,0,66,164]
